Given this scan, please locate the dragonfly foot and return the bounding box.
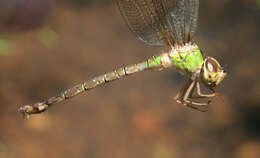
[175,98,210,112]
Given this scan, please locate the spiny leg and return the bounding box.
[194,82,215,98]
[175,81,212,112]
[174,80,193,103]
[186,82,217,112]
[189,82,216,105]
[174,80,205,112]
[181,81,210,111]
[185,81,210,111]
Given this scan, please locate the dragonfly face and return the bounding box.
[201,57,226,88]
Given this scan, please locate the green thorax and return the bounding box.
[147,44,204,73]
[170,44,204,73]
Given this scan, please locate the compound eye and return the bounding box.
[207,62,214,72]
[206,58,218,73]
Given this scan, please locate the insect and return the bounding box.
[18,0,226,118]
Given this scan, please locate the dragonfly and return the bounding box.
[18,0,226,118]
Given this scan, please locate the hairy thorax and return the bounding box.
[158,43,204,79]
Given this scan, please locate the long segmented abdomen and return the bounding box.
[18,54,170,119]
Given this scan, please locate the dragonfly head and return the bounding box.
[201,57,226,88]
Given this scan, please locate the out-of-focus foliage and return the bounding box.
[0,0,58,54]
[37,27,59,48]
[257,0,260,8]
[0,39,13,55]
[0,0,54,33]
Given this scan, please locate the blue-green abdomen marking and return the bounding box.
[171,45,204,72]
[148,56,161,68]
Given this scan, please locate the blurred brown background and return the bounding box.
[0,0,260,158]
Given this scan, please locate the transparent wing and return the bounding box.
[116,0,199,46]
[117,0,167,46]
[161,0,199,44]
[188,0,199,42]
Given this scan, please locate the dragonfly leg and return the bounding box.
[189,82,217,111]
[175,80,204,112]
[183,81,210,112]
[192,82,216,99]
[175,81,213,112]
[174,80,193,102]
